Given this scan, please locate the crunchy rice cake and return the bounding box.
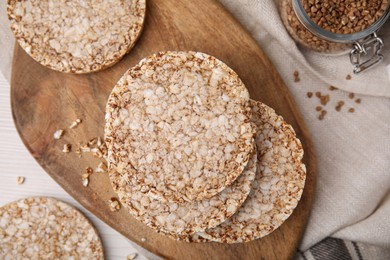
[110,147,256,236]
[192,100,306,243]
[7,0,146,73]
[105,51,254,202]
[0,197,104,258]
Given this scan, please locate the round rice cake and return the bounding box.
[196,100,306,243]
[105,51,254,202]
[0,197,103,258]
[7,0,146,73]
[110,146,256,236]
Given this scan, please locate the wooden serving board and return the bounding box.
[11,0,316,259]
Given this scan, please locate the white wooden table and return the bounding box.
[0,72,155,259]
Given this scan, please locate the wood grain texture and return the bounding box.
[11,0,316,259]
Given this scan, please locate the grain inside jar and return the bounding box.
[279,0,390,54]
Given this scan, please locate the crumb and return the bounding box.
[346,74,352,80]
[53,129,64,140]
[316,106,322,111]
[95,162,107,173]
[69,119,82,129]
[329,86,338,91]
[127,253,138,260]
[315,91,321,98]
[348,108,355,113]
[108,198,121,212]
[88,138,97,146]
[348,93,355,99]
[16,176,25,185]
[307,92,313,98]
[62,144,71,153]
[80,144,91,152]
[82,177,89,187]
[355,98,361,104]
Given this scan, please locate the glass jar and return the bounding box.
[280,0,390,73]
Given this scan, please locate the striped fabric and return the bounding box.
[296,238,390,260]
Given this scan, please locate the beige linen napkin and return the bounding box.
[219,0,390,256]
[1,0,390,259]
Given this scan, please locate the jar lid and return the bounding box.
[293,0,390,43]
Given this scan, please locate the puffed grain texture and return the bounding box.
[195,100,306,243]
[110,146,256,236]
[7,0,146,73]
[105,51,254,202]
[0,197,104,259]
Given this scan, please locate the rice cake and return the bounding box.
[195,100,306,243]
[110,147,256,236]
[105,51,254,202]
[7,0,146,73]
[0,197,104,258]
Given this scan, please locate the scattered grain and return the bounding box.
[346,74,352,80]
[355,98,362,104]
[307,92,313,98]
[329,86,338,91]
[348,93,355,99]
[316,106,322,111]
[293,70,300,82]
[319,110,327,120]
[348,108,355,113]
[335,101,345,112]
[85,167,93,175]
[320,95,330,105]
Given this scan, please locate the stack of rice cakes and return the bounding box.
[105,51,306,243]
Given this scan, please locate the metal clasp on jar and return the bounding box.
[350,33,384,74]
